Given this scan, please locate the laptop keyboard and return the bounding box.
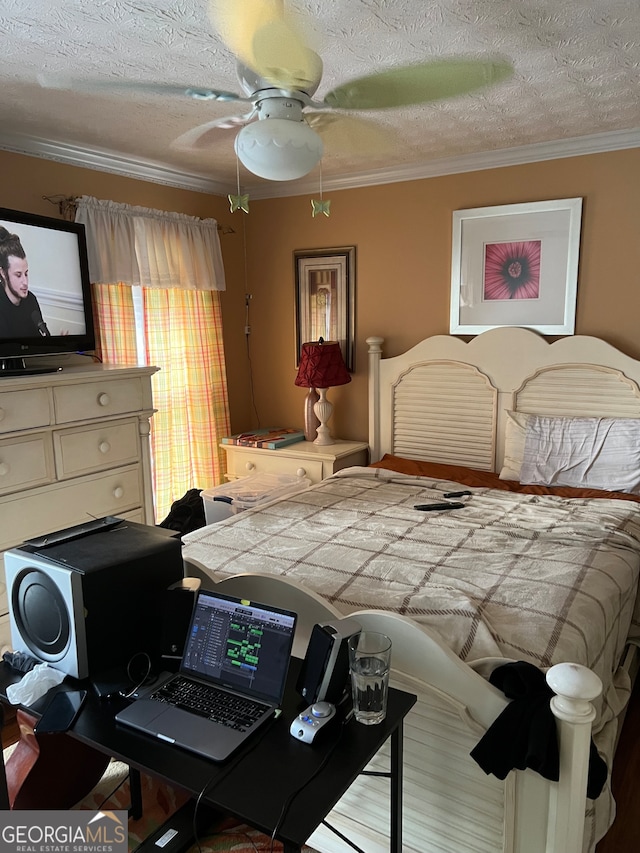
[151,675,270,732]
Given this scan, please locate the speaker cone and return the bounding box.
[11,568,72,661]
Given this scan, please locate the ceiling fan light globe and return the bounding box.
[235,118,323,181]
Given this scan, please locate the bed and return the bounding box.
[181,327,640,853]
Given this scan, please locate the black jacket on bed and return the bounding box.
[470,660,607,799]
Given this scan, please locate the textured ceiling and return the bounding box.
[0,0,639,197]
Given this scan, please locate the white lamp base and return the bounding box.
[313,388,335,445]
[303,387,321,442]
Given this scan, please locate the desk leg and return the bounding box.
[390,721,403,853]
[129,768,142,820]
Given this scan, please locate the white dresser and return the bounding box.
[0,364,158,649]
[221,439,370,483]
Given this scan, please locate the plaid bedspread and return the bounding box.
[182,467,640,716]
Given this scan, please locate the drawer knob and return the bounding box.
[246,462,256,471]
[99,441,111,454]
[98,393,111,407]
[113,486,124,499]
[296,467,307,477]
[0,461,8,477]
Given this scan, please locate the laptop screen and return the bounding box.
[180,589,297,705]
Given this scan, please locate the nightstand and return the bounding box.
[221,439,370,483]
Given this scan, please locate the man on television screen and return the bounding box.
[0,226,50,337]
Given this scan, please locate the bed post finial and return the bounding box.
[546,662,602,720]
[367,336,384,462]
[545,662,602,853]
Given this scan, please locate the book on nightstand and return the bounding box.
[222,428,306,449]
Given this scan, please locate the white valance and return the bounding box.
[75,196,226,291]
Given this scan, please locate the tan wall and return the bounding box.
[1,147,639,447]
[242,148,640,442]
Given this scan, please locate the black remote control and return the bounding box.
[414,502,466,511]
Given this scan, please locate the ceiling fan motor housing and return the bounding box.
[235,95,323,181]
[236,60,323,99]
[256,95,304,121]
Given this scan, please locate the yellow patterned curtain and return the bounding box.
[78,198,229,523]
[143,288,230,520]
[91,283,137,364]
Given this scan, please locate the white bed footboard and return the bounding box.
[182,563,602,853]
[310,611,601,853]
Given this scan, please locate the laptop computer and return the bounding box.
[115,588,297,761]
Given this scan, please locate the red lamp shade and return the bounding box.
[295,340,351,389]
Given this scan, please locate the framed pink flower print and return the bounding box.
[450,198,582,335]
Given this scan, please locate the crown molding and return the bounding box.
[253,127,640,199]
[0,132,228,195]
[0,127,638,199]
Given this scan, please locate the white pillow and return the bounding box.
[499,411,530,481]
[519,415,640,494]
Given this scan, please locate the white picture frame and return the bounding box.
[450,198,583,335]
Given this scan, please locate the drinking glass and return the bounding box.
[348,631,392,725]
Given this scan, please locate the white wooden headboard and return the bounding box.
[367,327,640,471]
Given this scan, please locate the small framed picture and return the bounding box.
[294,246,356,370]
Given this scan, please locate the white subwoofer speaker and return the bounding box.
[4,519,184,679]
[5,555,87,678]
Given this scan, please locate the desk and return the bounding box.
[1,660,415,853]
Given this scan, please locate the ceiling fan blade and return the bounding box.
[209,0,280,70]
[37,73,243,103]
[251,19,323,90]
[322,58,514,110]
[172,112,256,150]
[306,113,396,155]
[209,0,321,91]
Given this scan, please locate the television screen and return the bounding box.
[0,206,95,375]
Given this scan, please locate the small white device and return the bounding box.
[289,701,336,743]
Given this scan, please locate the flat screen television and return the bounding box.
[0,205,95,377]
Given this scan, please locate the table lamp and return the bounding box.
[295,339,351,445]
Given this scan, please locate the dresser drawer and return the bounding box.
[118,507,145,524]
[54,418,140,479]
[228,449,324,482]
[0,432,54,496]
[0,387,51,434]
[53,378,145,424]
[0,465,143,551]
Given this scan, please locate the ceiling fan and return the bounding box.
[41,0,514,182]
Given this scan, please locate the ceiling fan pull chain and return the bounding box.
[228,156,250,214]
[311,159,331,218]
